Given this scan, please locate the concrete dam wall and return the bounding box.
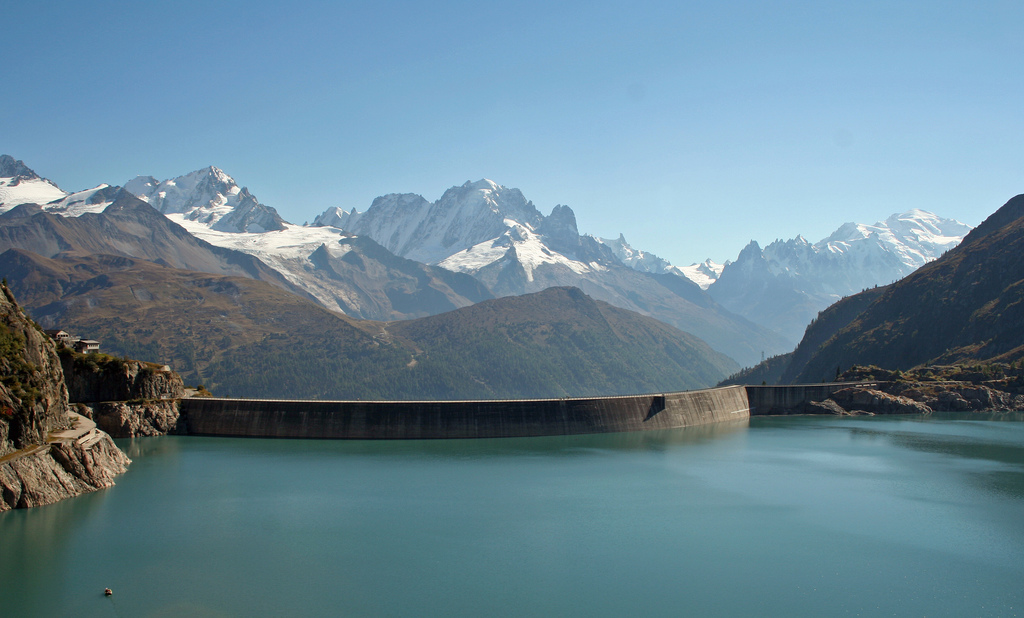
[180,385,751,440]
[745,383,877,415]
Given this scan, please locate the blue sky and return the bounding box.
[4,1,1022,265]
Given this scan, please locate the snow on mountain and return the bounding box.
[816,209,969,270]
[163,214,363,309]
[439,219,603,282]
[37,184,121,216]
[320,179,619,279]
[678,259,725,290]
[312,206,355,229]
[0,155,123,217]
[593,234,726,290]
[332,180,545,265]
[707,209,972,343]
[595,234,674,274]
[312,179,791,366]
[0,155,69,211]
[124,167,287,233]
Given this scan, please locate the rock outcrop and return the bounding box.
[0,415,130,511]
[61,354,185,403]
[826,387,933,415]
[0,283,131,510]
[887,382,1024,412]
[77,400,184,438]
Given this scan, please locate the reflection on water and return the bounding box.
[2,414,1022,617]
[167,417,751,461]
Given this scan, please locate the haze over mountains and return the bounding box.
[0,154,974,388]
[724,194,1024,386]
[707,210,971,341]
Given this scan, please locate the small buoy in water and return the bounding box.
[104,588,112,596]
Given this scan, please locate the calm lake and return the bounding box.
[2,413,1023,617]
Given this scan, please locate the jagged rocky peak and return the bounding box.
[596,233,678,275]
[737,239,764,260]
[537,204,579,252]
[0,155,39,179]
[339,179,546,264]
[124,166,287,233]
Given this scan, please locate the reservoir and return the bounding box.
[2,413,1023,616]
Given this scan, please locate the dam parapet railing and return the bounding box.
[178,382,876,440]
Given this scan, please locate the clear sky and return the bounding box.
[4,1,1022,266]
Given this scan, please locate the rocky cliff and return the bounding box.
[0,284,71,456]
[76,400,185,438]
[0,413,130,510]
[0,283,131,511]
[60,352,186,403]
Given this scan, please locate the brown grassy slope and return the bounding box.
[792,194,1024,382]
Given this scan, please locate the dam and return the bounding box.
[178,383,864,439]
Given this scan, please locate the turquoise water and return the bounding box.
[2,414,1023,617]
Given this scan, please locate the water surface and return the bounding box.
[2,414,1022,616]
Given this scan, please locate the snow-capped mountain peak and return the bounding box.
[815,209,970,270]
[124,166,286,233]
[708,208,972,343]
[0,155,69,212]
[321,179,546,265]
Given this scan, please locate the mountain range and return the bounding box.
[310,175,969,349]
[315,178,791,365]
[725,194,1024,385]
[0,160,789,365]
[706,210,971,342]
[0,155,970,373]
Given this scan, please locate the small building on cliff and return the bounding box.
[44,329,74,347]
[74,339,101,354]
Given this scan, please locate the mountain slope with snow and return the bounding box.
[124,167,287,233]
[317,179,791,366]
[708,209,971,342]
[0,155,74,211]
[166,214,493,319]
[678,259,725,290]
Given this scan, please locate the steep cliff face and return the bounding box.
[0,414,131,511]
[60,353,186,403]
[77,400,185,438]
[0,284,70,457]
[0,284,131,510]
